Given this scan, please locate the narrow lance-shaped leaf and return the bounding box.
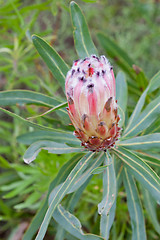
[35,152,96,240]
[100,158,123,240]
[123,86,149,136]
[141,186,160,234]
[97,33,135,80]
[23,140,84,164]
[49,152,104,198]
[135,151,160,168]
[54,177,92,239]
[97,33,148,88]
[22,153,83,240]
[52,205,104,240]
[27,102,68,120]
[17,130,80,145]
[148,70,160,93]
[0,107,63,132]
[124,70,160,136]
[68,152,105,193]
[144,117,160,135]
[113,147,160,202]
[123,168,146,240]
[91,165,111,175]
[0,90,68,123]
[118,133,160,151]
[116,71,128,127]
[123,95,160,138]
[70,1,98,58]
[67,177,91,213]
[98,152,116,215]
[0,90,62,107]
[32,35,69,91]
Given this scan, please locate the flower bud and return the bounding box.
[65,55,120,151]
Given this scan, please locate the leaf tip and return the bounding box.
[70,1,76,7]
[31,34,39,43]
[23,155,35,164]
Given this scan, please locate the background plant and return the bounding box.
[0,0,160,240]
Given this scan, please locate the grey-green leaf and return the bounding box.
[118,133,160,150]
[123,168,146,240]
[70,1,98,58]
[91,165,110,175]
[53,204,104,240]
[100,156,123,240]
[22,154,83,240]
[23,140,84,164]
[124,70,160,136]
[0,107,61,132]
[148,70,160,93]
[141,186,160,234]
[114,147,160,202]
[97,33,135,80]
[0,90,68,122]
[35,152,95,240]
[98,152,116,215]
[116,71,128,127]
[32,35,69,91]
[49,152,104,196]
[0,90,62,107]
[123,95,160,138]
[17,130,80,145]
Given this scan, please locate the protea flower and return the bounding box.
[65,55,121,151]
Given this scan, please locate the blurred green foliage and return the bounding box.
[0,0,160,239]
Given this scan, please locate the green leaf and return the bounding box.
[114,147,160,202]
[17,130,80,145]
[91,165,110,175]
[123,95,160,138]
[124,70,160,136]
[27,102,68,120]
[123,87,149,136]
[23,154,83,240]
[49,152,104,198]
[54,177,92,239]
[144,117,160,134]
[67,177,91,213]
[97,33,135,80]
[148,70,160,93]
[141,186,160,234]
[0,90,63,108]
[35,152,96,240]
[135,151,160,168]
[100,156,123,240]
[98,152,116,215]
[23,140,84,164]
[52,204,104,240]
[65,152,105,194]
[116,71,128,127]
[118,133,160,150]
[0,90,68,122]
[100,200,116,240]
[123,168,146,240]
[70,1,98,58]
[0,107,64,132]
[32,35,69,91]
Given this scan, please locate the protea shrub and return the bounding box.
[1,1,159,240]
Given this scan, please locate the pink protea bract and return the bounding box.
[65,55,121,151]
